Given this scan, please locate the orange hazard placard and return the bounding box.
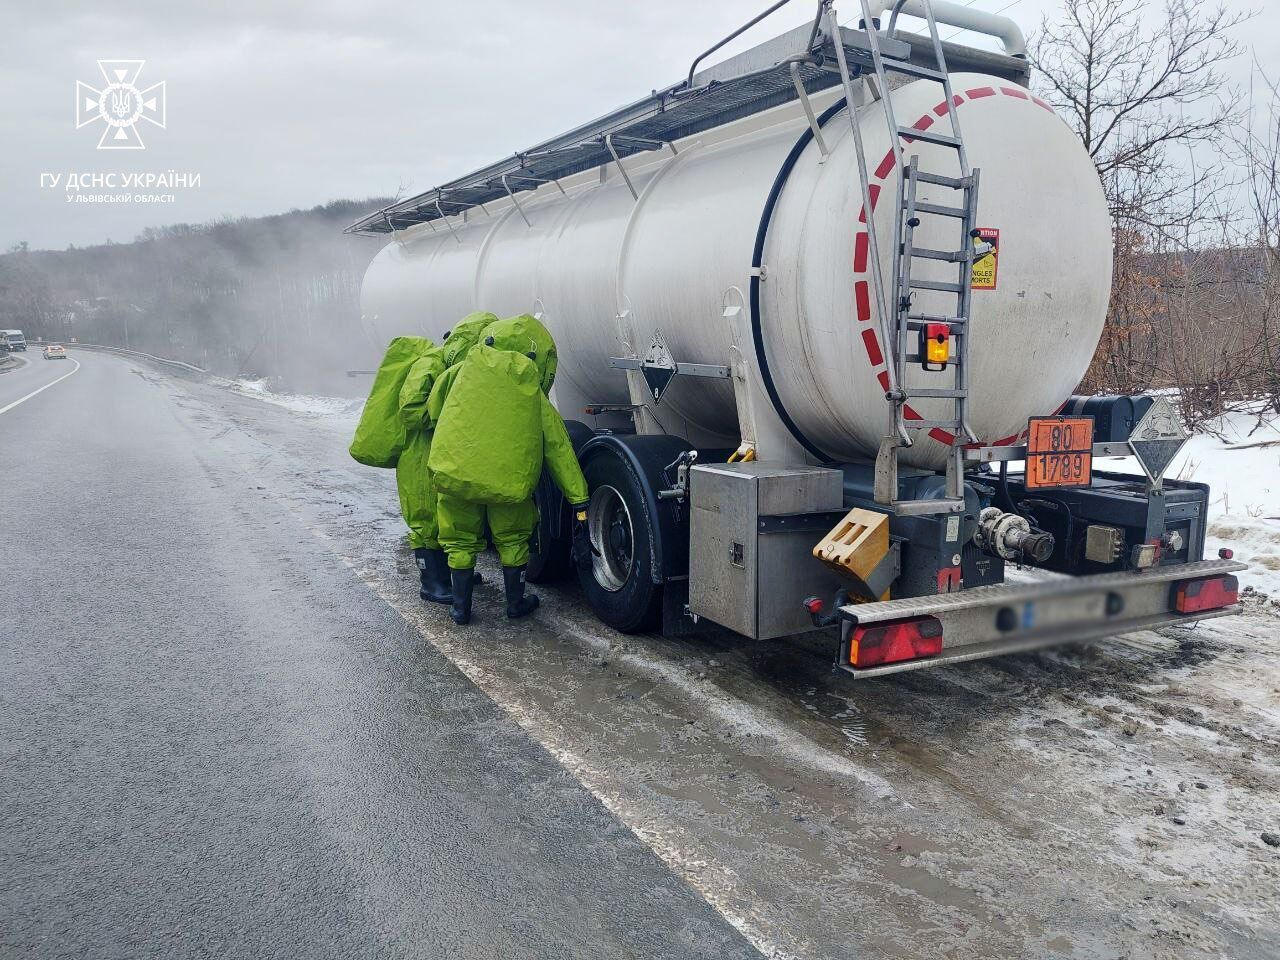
[971,227,999,290]
[1026,416,1093,489]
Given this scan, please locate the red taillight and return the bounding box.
[849,616,943,668]
[1174,575,1239,613]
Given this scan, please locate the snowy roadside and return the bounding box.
[214,376,365,420]
[1099,408,1280,595]
[1167,412,1280,596]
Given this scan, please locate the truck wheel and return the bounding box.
[527,472,572,584]
[579,450,661,633]
[527,420,595,585]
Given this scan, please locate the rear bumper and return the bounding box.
[837,558,1247,678]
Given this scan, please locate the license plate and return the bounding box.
[1026,416,1093,489]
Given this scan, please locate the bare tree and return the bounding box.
[1032,0,1247,399]
[1232,67,1280,418]
[1032,0,1245,233]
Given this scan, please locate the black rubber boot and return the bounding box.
[449,568,475,625]
[502,565,540,619]
[418,548,453,605]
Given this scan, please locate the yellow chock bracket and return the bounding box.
[812,508,897,602]
[727,442,756,463]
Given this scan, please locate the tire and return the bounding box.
[527,471,572,584]
[577,449,662,633]
[527,420,595,585]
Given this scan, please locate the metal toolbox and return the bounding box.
[689,462,847,640]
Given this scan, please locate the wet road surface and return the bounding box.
[5,349,1279,960]
[0,350,79,413]
[0,352,762,959]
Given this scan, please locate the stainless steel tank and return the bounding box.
[360,73,1111,469]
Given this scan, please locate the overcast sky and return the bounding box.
[0,0,1273,251]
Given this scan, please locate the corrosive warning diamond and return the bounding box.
[75,60,166,150]
[1127,395,1189,489]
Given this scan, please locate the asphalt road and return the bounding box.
[0,351,761,960]
[0,350,79,412]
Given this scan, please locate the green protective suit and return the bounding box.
[394,313,497,549]
[428,314,589,570]
[349,336,434,468]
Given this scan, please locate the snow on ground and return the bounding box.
[217,377,364,420]
[994,404,1280,594]
[1102,407,1280,595]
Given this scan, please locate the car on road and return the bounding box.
[43,344,67,360]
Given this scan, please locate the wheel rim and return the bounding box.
[588,484,634,593]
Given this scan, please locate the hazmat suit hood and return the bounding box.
[480,314,558,395]
[441,312,498,368]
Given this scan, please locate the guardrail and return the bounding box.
[54,342,208,374]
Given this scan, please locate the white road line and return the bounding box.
[0,358,81,416]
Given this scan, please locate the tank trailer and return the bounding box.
[350,0,1244,676]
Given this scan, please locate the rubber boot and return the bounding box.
[502,565,540,619]
[418,548,453,605]
[449,568,475,625]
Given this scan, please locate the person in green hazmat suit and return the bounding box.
[395,312,498,603]
[427,313,591,624]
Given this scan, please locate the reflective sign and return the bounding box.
[1026,416,1093,489]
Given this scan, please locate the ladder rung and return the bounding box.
[911,247,967,262]
[909,278,964,293]
[903,387,967,398]
[905,419,962,432]
[905,353,964,365]
[884,61,945,82]
[906,314,965,325]
[899,126,961,148]
[904,320,967,332]
[914,171,970,189]
[910,201,968,219]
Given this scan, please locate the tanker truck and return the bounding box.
[348,0,1244,676]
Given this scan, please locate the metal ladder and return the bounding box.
[830,0,990,516]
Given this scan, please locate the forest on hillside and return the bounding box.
[0,199,391,393]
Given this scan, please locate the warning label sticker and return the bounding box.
[971,227,999,290]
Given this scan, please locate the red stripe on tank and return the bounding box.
[933,95,964,116]
[858,184,881,222]
[861,329,884,366]
[874,150,896,180]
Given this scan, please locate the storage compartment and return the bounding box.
[689,463,848,639]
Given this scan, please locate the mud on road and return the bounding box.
[163,360,1280,960]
